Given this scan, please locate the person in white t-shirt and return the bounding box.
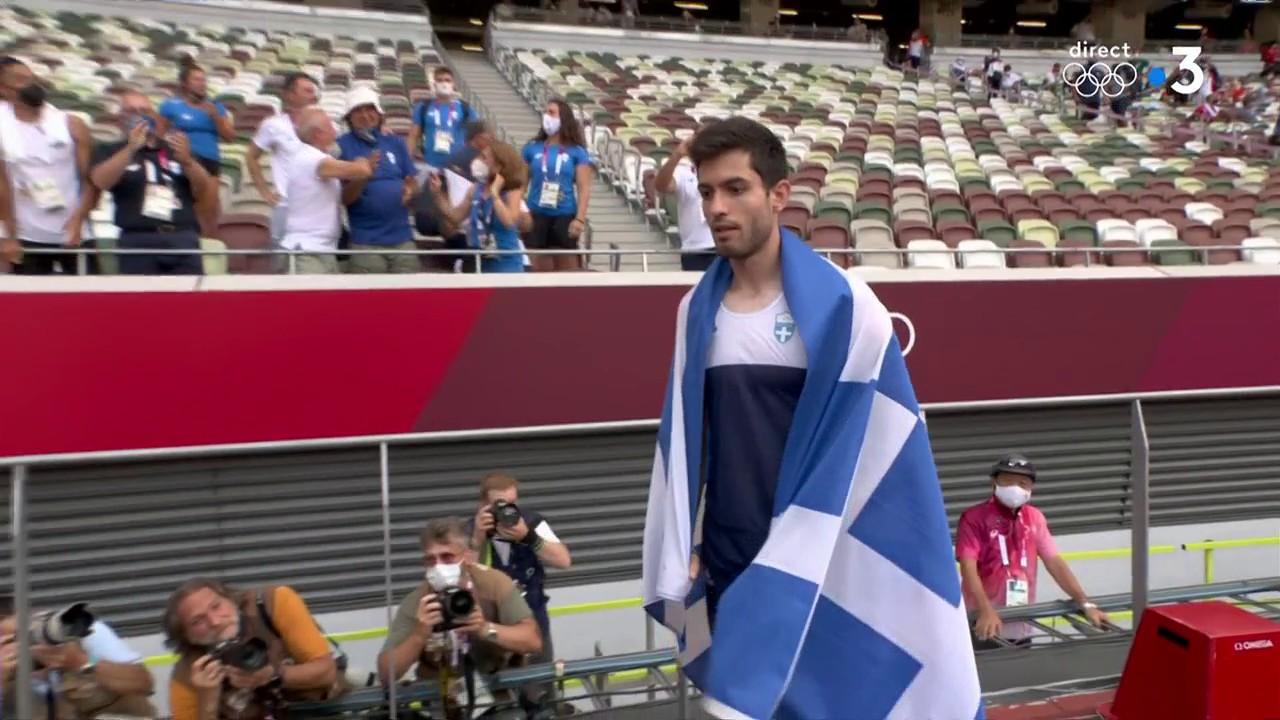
[654,127,715,271]
[247,72,317,242]
[279,107,376,273]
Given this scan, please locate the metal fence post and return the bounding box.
[379,443,397,720]
[288,252,298,275]
[1203,543,1215,584]
[11,465,33,720]
[677,663,689,720]
[644,615,658,701]
[1130,399,1151,625]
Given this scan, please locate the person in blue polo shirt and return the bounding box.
[156,58,235,178]
[409,67,476,170]
[430,139,528,274]
[522,99,592,271]
[338,87,419,274]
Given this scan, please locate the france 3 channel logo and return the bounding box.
[1061,41,1205,97]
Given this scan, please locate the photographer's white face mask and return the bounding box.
[471,158,490,182]
[995,484,1031,510]
[426,562,462,591]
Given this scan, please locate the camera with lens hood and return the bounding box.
[30,603,94,645]
[436,587,476,631]
[208,637,270,672]
[489,500,522,531]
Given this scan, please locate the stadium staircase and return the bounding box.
[449,51,677,271]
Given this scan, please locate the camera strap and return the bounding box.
[256,588,350,672]
[462,651,477,718]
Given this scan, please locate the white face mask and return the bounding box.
[471,158,490,182]
[435,81,454,97]
[994,485,1031,510]
[542,113,561,137]
[425,562,462,591]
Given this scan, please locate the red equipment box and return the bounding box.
[1102,601,1280,720]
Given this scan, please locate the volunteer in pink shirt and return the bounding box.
[956,454,1108,648]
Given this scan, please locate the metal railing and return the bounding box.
[497,7,867,43]
[15,241,1270,275]
[124,534,1279,670]
[3,387,1279,719]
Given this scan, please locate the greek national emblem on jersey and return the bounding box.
[773,312,796,344]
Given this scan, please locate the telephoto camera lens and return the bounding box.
[210,637,270,671]
[31,603,94,645]
[437,587,476,630]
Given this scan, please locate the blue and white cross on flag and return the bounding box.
[643,231,983,719]
[773,312,796,344]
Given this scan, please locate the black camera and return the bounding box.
[30,603,94,645]
[490,500,521,530]
[209,637,270,672]
[437,587,476,631]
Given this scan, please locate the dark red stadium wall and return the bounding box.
[3,275,1279,458]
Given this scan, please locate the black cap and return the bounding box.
[991,453,1036,481]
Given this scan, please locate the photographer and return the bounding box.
[163,579,339,720]
[377,518,541,714]
[0,595,155,719]
[469,473,570,664]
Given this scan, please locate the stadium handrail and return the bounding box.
[15,243,1271,274]
[131,534,1279,669]
[492,7,1260,56]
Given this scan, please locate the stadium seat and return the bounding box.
[906,239,955,269]
[1242,237,1280,264]
[957,239,1005,269]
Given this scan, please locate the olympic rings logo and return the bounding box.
[1061,61,1139,98]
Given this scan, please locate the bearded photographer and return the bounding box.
[0,595,155,719]
[469,474,570,664]
[162,579,340,720]
[377,518,541,718]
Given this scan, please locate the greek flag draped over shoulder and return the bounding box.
[642,231,983,720]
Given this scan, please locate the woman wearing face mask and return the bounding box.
[430,141,528,273]
[521,99,593,272]
[955,454,1109,650]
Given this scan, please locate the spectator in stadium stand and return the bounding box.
[443,120,495,182]
[278,107,377,274]
[157,58,236,234]
[0,594,156,719]
[620,0,638,28]
[377,518,542,718]
[1261,41,1280,78]
[522,99,593,271]
[847,19,868,43]
[956,454,1109,650]
[906,29,927,72]
[247,72,317,245]
[418,119,492,272]
[163,578,341,720]
[89,89,218,275]
[409,67,476,173]
[337,87,419,274]
[468,473,571,710]
[0,56,98,274]
[430,139,529,273]
[655,126,716,271]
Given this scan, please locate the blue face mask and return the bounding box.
[126,114,157,133]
